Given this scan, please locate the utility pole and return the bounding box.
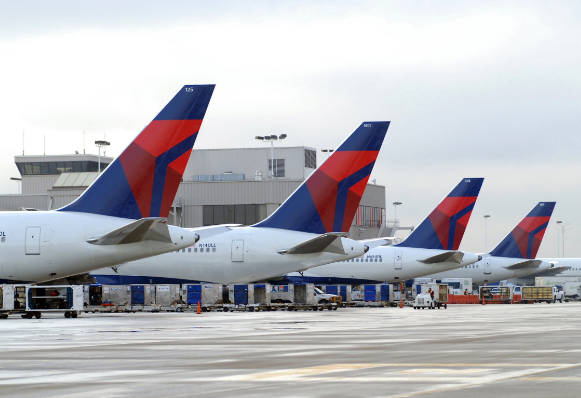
[556,221,562,258]
[484,215,491,252]
[95,140,110,173]
[255,134,287,179]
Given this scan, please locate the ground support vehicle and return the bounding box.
[520,286,560,303]
[534,277,576,299]
[413,283,448,309]
[414,293,435,309]
[1,285,84,319]
[479,286,512,304]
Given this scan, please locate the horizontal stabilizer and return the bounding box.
[278,232,347,255]
[360,237,396,249]
[419,251,464,265]
[503,259,542,270]
[530,265,571,277]
[87,218,186,245]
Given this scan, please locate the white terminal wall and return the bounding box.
[185,147,315,180]
[0,148,386,240]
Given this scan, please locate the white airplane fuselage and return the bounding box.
[284,246,481,284]
[425,255,554,285]
[0,211,197,283]
[91,227,368,284]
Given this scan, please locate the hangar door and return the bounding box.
[231,240,244,262]
[25,227,41,255]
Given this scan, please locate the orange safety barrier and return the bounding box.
[447,294,479,304]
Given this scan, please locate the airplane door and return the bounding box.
[394,251,402,270]
[484,258,492,274]
[231,240,244,262]
[25,227,41,255]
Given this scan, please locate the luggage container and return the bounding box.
[253,284,271,305]
[521,286,554,303]
[180,284,224,311]
[229,284,255,305]
[26,285,84,318]
[364,285,377,302]
[82,285,119,313]
[154,285,181,307]
[479,286,512,304]
[0,284,15,317]
[293,283,315,305]
[379,284,393,304]
[271,284,295,303]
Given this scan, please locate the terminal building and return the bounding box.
[0,146,394,240]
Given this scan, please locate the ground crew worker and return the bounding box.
[464,289,469,295]
[428,288,435,302]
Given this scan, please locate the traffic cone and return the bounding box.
[197,301,201,314]
[399,297,403,309]
[482,297,485,305]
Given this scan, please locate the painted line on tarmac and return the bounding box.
[386,362,581,398]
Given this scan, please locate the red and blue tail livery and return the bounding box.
[397,178,484,250]
[489,202,555,259]
[254,122,390,234]
[60,85,215,219]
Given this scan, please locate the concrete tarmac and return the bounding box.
[1,303,580,397]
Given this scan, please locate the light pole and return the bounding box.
[484,215,491,253]
[556,221,562,258]
[255,134,287,179]
[393,202,402,227]
[10,177,22,194]
[95,140,110,173]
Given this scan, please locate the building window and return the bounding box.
[15,161,110,175]
[203,204,267,226]
[268,159,285,178]
[305,149,316,169]
[373,207,380,227]
[363,206,371,227]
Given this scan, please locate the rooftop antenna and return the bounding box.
[103,133,107,156]
[83,131,85,154]
[22,131,24,155]
[44,135,46,155]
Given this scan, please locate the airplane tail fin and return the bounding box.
[397,178,484,250]
[59,85,215,219]
[254,122,390,234]
[489,202,556,259]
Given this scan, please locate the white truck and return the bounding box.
[270,285,340,305]
[535,276,581,300]
[313,288,341,305]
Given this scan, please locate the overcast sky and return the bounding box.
[1,1,580,257]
